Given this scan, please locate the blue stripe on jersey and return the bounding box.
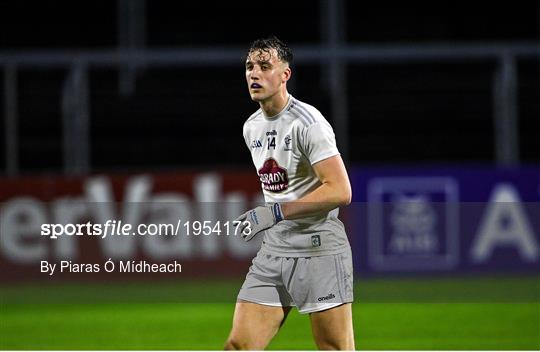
[291,105,316,126]
[290,106,313,127]
[292,102,316,124]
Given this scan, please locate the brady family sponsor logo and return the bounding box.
[258,158,289,192]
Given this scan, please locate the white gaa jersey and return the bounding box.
[243,95,350,257]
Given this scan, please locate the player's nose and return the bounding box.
[250,65,262,76]
[248,73,260,83]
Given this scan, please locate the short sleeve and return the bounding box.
[242,123,250,150]
[302,121,340,165]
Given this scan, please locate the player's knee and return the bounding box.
[224,336,249,350]
[316,341,338,350]
[315,340,352,351]
[314,335,355,351]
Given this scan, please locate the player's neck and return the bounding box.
[260,90,290,118]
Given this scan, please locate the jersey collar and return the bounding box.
[263,94,293,120]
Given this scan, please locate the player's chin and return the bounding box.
[249,93,265,102]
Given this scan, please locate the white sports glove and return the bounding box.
[234,203,284,242]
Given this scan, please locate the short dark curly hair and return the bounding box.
[245,36,293,64]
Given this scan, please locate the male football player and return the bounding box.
[225,36,354,350]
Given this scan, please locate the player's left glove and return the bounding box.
[234,203,284,242]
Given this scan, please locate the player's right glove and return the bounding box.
[234,203,284,242]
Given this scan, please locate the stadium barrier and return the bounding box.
[349,166,539,275]
[0,166,538,282]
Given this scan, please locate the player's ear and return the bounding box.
[282,66,292,83]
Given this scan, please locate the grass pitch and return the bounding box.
[1,276,538,350]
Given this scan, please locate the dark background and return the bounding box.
[1,1,539,175]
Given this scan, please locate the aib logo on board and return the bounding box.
[258,158,289,193]
[367,177,459,271]
[389,194,438,255]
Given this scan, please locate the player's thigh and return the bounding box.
[226,301,291,350]
[310,303,355,350]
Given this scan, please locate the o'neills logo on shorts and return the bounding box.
[258,158,289,193]
[317,293,336,301]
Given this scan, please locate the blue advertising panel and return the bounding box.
[348,166,540,275]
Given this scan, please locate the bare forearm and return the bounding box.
[281,181,351,220]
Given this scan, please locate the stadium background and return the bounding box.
[1,1,539,350]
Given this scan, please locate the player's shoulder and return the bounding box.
[243,108,263,133]
[245,109,263,124]
[288,96,327,128]
[243,108,263,129]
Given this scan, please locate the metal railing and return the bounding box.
[2,41,539,176]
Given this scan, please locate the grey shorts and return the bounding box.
[237,248,354,314]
